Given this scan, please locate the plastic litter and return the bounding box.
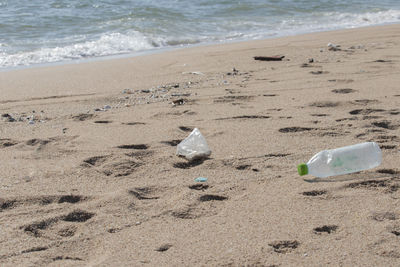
[298,142,381,178]
[194,177,208,182]
[327,43,341,51]
[176,128,211,161]
[182,71,204,75]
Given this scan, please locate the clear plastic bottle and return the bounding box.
[297,142,382,178]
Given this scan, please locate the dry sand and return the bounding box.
[1,24,400,266]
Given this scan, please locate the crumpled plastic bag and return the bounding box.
[176,128,211,161]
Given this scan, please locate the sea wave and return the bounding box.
[0,31,158,68]
[280,9,400,32]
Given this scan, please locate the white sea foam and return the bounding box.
[278,10,400,36]
[0,31,157,68]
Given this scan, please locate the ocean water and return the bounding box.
[1,0,400,69]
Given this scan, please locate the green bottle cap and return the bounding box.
[297,163,308,176]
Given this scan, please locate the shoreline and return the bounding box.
[1,23,400,103]
[1,22,399,74]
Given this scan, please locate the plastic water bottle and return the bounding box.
[297,142,382,178]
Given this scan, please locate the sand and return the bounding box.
[1,24,400,266]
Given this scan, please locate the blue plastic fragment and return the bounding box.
[194,177,208,182]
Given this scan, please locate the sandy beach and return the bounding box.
[1,24,400,266]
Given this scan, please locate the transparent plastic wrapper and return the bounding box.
[176,128,211,161]
[297,142,382,178]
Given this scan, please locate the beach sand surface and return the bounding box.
[1,24,400,266]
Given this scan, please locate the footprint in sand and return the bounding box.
[21,246,49,254]
[388,109,400,115]
[117,144,149,150]
[170,192,228,220]
[349,108,385,115]
[173,159,206,169]
[160,139,182,146]
[310,70,329,75]
[82,155,109,167]
[311,113,329,117]
[309,101,340,108]
[23,209,94,237]
[302,190,328,197]
[352,99,379,105]
[368,239,400,259]
[23,217,59,237]
[331,88,357,94]
[72,113,95,121]
[0,194,89,212]
[171,208,199,219]
[198,194,227,202]
[189,184,209,191]
[82,154,143,177]
[179,126,193,132]
[268,240,300,253]
[128,187,159,200]
[387,225,400,237]
[279,127,314,133]
[155,244,173,252]
[215,115,270,120]
[345,171,399,193]
[52,256,83,262]
[19,136,79,154]
[313,225,338,234]
[235,164,252,170]
[103,160,142,177]
[94,120,113,124]
[371,121,398,130]
[392,231,400,236]
[58,225,78,237]
[213,95,255,103]
[0,138,19,148]
[125,150,154,159]
[25,138,51,146]
[328,79,354,83]
[233,164,260,172]
[380,145,397,150]
[263,94,277,97]
[371,211,398,222]
[62,210,95,222]
[122,122,146,126]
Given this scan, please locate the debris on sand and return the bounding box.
[254,56,285,61]
[327,43,341,51]
[177,128,211,161]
